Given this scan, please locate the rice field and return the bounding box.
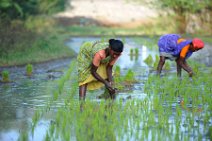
[0,37,211,141]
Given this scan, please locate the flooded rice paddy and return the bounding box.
[0,37,212,141]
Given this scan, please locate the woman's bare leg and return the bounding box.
[176,60,182,77]
[79,84,87,101]
[157,56,165,75]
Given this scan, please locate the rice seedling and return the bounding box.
[31,110,41,135]
[114,65,121,76]
[44,133,51,141]
[135,48,139,55]
[153,60,158,70]
[26,64,33,76]
[130,48,134,55]
[124,69,137,84]
[144,54,153,67]
[164,61,171,70]
[1,70,10,82]
[18,130,28,141]
[19,52,212,141]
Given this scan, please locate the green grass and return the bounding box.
[0,33,75,67]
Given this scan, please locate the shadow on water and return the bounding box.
[0,36,211,141]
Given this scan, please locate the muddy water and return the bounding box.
[0,37,211,141]
[0,58,73,141]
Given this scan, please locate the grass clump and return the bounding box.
[124,69,137,84]
[144,54,154,66]
[0,17,75,67]
[26,64,33,76]
[1,70,10,83]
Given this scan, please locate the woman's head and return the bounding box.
[109,39,124,58]
[191,38,204,52]
[109,39,124,52]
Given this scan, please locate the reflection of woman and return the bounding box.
[77,39,124,100]
[157,34,204,77]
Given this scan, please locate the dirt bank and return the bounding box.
[55,0,158,28]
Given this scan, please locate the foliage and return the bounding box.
[156,0,211,33]
[131,0,212,34]
[153,55,159,70]
[135,48,139,55]
[26,64,33,76]
[157,0,211,14]
[124,69,137,83]
[0,0,67,20]
[1,70,9,82]
[0,30,75,67]
[24,16,56,32]
[144,54,154,66]
[114,65,121,76]
[164,61,171,70]
[130,48,134,55]
[133,0,211,15]
[0,19,35,52]
[26,64,212,140]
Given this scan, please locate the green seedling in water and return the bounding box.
[153,61,158,70]
[114,65,125,90]
[124,69,137,84]
[164,62,171,70]
[144,54,153,66]
[22,56,212,141]
[135,55,138,61]
[135,48,139,55]
[129,48,139,61]
[1,70,10,82]
[153,55,160,70]
[18,130,28,141]
[130,54,133,61]
[26,64,33,76]
[32,110,41,135]
[114,65,121,76]
[130,48,134,55]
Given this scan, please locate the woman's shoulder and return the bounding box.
[177,38,186,43]
[96,49,106,59]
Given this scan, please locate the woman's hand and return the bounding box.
[188,71,193,77]
[105,81,113,91]
[105,81,116,96]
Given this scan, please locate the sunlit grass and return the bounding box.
[1,70,10,82]
[0,34,75,67]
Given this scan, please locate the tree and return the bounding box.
[130,0,212,33]
[157,0,211,33]
[0,0,67,20]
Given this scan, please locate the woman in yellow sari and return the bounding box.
[77,39,124,100]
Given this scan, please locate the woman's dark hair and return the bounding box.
[109,39,124,52]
